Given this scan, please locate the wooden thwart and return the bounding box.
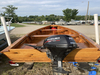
[41,29,69,31]
[32,34,78,38]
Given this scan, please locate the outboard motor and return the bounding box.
[25,35,77,74]
[43,35,77,74]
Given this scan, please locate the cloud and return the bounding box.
[21,0,60,5]
[41,5,60,7]
[0,0,100,16]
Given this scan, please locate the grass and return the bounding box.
[11,23,25,27]
[23,23,49,26]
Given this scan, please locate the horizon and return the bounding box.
[17,14,99,17]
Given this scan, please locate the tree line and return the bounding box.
[0,5,100,23]
[12,15,96,23]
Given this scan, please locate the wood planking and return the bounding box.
[63,48,100,62]
[3,49,51,62]
[56,25,98,48]
[3,48,100,62]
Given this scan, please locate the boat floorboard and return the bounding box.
[20,43,37,49]
[77,43,88,48]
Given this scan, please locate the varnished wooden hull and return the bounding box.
[1,25,100,62]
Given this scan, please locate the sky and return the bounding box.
[0,0,100,16]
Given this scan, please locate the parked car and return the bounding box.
[67,21,81,25]
[67,19,81,25]
[90,22,100,25]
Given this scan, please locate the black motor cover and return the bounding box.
[43,35,77,60]
[43,35,77,49]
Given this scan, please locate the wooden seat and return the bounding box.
[41,29,65,31]
[31,34,78,38]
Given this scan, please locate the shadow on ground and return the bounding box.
[0,34,22,75]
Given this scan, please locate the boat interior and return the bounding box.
[10,25,99,50]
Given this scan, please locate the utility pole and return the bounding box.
[85,1,89,24]
[88,12,90,20]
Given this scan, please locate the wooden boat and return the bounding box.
[1,25,100,63]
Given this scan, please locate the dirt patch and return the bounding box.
[1,61,100,75]
[0,34,21,75]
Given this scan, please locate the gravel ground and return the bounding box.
[10,23,46,35]
[1,24,100,75]
[10,23,100,40]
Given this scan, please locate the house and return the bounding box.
[42,21,50,25]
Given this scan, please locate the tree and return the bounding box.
[63,8,78,21]
[2,5,18,17]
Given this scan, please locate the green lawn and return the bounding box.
[11,23,25,27]
[23,23,49,26]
